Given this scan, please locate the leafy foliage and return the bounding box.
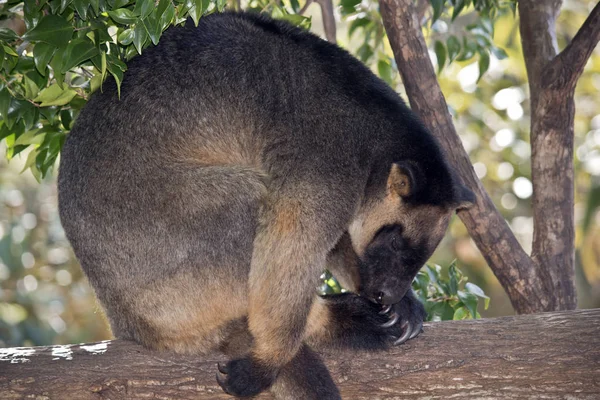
[0,0,512,180]
[412,261,490,321]
[321,260,490,321]
[0,0,308,181]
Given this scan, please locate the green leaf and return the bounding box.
[134,0,154,19]
[50,47,67,88]
[452,307,472,320]
[456,37,476,61]
[159,2,176,30]
[446,35,460,63]
[90,0,100,14]
[465,282,490,310]
[3,45,18,57]
[73,0,90,20]
[431,0,445,23]
[18,100,39,130]
[429,301,455,321]
[3,47,19,74]
[0,28,19,42]
[113,0,130,8]
[108,8,138,24]
[492,46,508,60]
[448,264,459,296]
[377,60,393,86]
[349,18,371,37]
[33,42,56,76]
[90,73,103,93]
[107,58,125,98]
[23,75,40,99]
[21,147,41,174]
[118,28,135,45]
[434,40,446,74]
[457,290,479,318]
[357,43,373,63]
[133,23,148,54]
[451,0,465,21]
[33,83,77,106]
[61,37,98,73]
[340,0,361,14]
[477,49,490,82]
[60,109,73,130]
[0,88,11,122]
[186,0,210,27]
[59,0,73,13]
[21,15,73,48]
[101,50,107,79]
[277,14,311,30]
[14,129,45,146]
[142,14,162,45]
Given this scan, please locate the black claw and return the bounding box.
[216,372,230,394]
[217,362,229,374]
[409,321,423,339]
[381,312,399,328]
[379,304,392,315]
[393,321,412,346]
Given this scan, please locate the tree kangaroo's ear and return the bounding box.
[387,162,421,198]
[453,183,476,211]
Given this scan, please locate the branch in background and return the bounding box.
[300,0,337,43]
[378,0,548,314]
[316,0,336,43]
[299,0,313,15]
[545,1,600,90]
[415,0,429,24]
[518,0,562,110]
[1,310,598,399]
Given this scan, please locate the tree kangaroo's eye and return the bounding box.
[391,234,403,252]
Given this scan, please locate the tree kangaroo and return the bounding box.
[58,11,474,399]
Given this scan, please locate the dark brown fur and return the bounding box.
[58,12,473,399]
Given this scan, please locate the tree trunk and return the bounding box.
[1,310,599,399]
[378,0,600,314]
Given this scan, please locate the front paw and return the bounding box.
[216,356,277,397]
[380,292,426,345]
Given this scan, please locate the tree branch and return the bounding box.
[518,0,562,111]
[378,0,549,314]
[315,0,336,43]
[1,310,599,399]
[519,0,578,310]
[545,1,600,90]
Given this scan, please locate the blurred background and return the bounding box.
[1,0,599,347]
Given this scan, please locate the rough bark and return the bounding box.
[379,0,545,314]
[1,310,599,399]
[379,0,600,313]
[520,0,600,311]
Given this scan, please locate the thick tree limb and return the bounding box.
[545,1,600,90]
[1,310,599,399]
[518,0,594,311]
[378,0,548,314]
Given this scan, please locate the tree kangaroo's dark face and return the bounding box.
[348,163,472,305]
[359,210,450,304]
[357,221,447,304]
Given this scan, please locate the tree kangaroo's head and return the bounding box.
[349,161,475,305]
